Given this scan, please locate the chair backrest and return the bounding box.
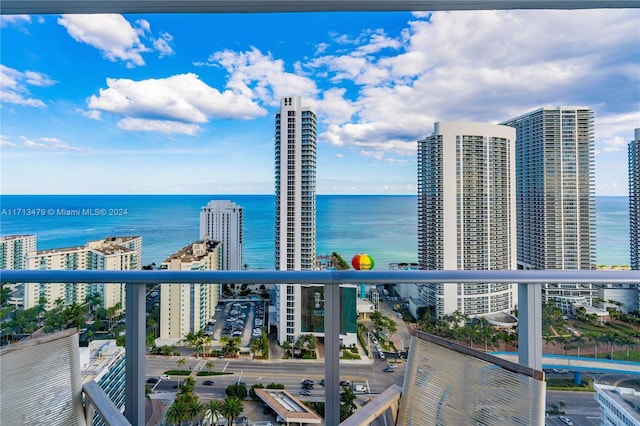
[1,329,87,426]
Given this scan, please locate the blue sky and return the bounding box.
[1,10,638,195]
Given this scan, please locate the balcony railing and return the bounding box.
[1,268,638,425]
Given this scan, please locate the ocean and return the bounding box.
[0,195,631,269]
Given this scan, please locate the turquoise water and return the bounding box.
[0,195,630,268]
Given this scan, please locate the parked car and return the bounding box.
[160,374,170,380]
[146,377,159,384]
[559,416,574,425]
[383,367,395,373]
[300,389,312,396]
[340,380,350,387]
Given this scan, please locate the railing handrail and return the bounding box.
[1,269,638,284]
[83,381,132,426]
[1,0,638,16]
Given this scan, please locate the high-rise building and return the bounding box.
[416,122,517,318]
[80,339,126,426]
[274,96,317,344]
[0,234,37,270]
[24,236,142,312]
[502,107,596,303]
[159,239,221,342]
[200,200,243,271]
[630,128,640,271]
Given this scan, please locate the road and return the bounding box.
[146,355,405,402]
[546,391,600,426]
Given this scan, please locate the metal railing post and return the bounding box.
[518,282,542,370]
[325,281,341,425]
[124,283,146,425]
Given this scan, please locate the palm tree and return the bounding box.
[249,337,262,359]
[220,396,244,425]
[571,335,585,357]
[281,340,292,358]
[176,357,187,386]
[186,400,204,425]
[205,400,223,425]
[166,400,189,426]
[205,361,214,373]
[340,385,358,421]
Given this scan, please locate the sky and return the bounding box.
[1,10,639,195]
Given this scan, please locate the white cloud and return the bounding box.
[87,73,266,133]
[20,136,82,151]
[0,136,18,147]
[117,118,200,135]
[300,9,639,161]
[0,15,31,27]
[153,32,175,58]
[76,108,102,120]
[206,47,319,106]
[0,65,55,107]
[57,14,174,67]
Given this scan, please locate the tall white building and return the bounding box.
[0,235,37,270]
[200,200,243,271]
[630,128,640,271]
[159,239,221,342]
[416,122,517,318]
[274,96,317,344]
[24,236,141,312]
[502,107,596,303]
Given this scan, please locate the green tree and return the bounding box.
[205,400,223,425]
[166,400,189,426]
[176,357,187,386]
[220,396,244,425]
[185,400,204,425]
[225,383,248,400]
[249,337,262,359]
[571,335,586,357]
[204,361,215,373]
[0,284,12,306]
[249,384,265,400]
[340,385,357,421]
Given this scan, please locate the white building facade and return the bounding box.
[24,236,141,312]
[417,122,517,318]
[159,239,221,342]
[200,200,243,271]
[274,96,317,344]
[502,107,597,304]
[0,234,37,270]
[594,384,640,426]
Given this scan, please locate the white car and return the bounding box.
[559,416,574,425]
[160,374,170,380]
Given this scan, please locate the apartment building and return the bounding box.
[200,199,243,271]
[159,239,221,341]
[502,106,597,303]
[24,236,142,311]
[416,122,517,318]
[274,95,318,344]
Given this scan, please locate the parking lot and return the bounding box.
[205,299,266,348]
